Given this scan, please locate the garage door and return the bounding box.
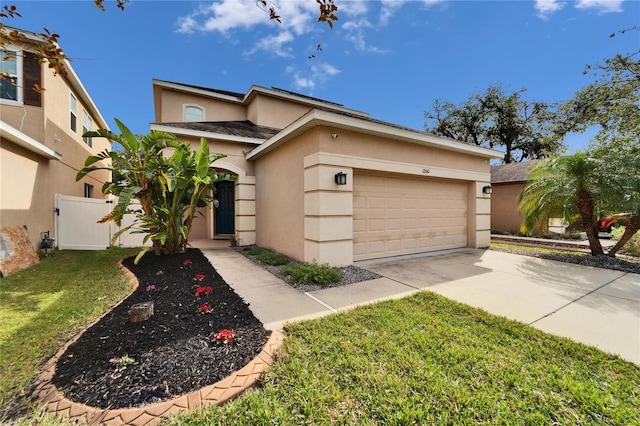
[353,172,468,261]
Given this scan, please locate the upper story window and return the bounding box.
[0,48,41,106]
[82,110,92,147]
[70,93,77,132]
[0,49,19,101]
[184,105,204,122]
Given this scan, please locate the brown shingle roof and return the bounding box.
[491,160,541,184]
[154,121,280,140]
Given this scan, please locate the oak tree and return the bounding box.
[425,84,563,163]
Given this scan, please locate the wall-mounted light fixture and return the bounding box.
[331,133,339,139]
[335,172,347,185]
[482,185,493,195]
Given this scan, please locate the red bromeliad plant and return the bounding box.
[195,286,212,297]
[182,259,192,266]
[198,303,213,314]
[211,329,235,344]
[192,273,206,282]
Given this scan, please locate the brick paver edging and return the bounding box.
[31,263,285,425]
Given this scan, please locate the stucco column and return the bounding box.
[235,175,256,246]
[303,157,353,266]
[472,181,492,248]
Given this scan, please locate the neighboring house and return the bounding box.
[0,27,111,250]
[152,80,503,266]
[490,161,540,233]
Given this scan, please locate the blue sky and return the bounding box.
[6,0,639,155]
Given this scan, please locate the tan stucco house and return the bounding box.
[152,80,503,266]
[1,28,111,250]
[490,161,541,233]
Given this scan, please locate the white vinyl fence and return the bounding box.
[55,194,147,250]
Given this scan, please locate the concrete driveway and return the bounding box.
[360,249,640,365]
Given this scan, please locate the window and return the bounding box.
[0,48,41,106]
[184,105,204,122]
[0,49,18,101]
[84,183,93,198]
[82,110,92,147]
[70,93,77,132]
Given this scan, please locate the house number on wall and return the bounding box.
[422,168,430,174]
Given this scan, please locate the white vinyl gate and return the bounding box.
[55,194,146,250]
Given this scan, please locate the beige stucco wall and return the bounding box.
[491,182,526,233]
[156,89,246,123]
[254,129,321,260]
[317,127,489,173]
[255,125,492,266]
[0,41,110,250]
[247,94,313,129]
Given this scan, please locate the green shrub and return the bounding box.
[611,226,640,257]
[256,251,290,266]
[281,261,341,285]
[559,232,583,240]
[246,247,290,266]
[247,247,264,256]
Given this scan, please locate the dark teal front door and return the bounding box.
[215,180,235,235]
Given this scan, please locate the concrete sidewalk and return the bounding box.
[193,241,640,365]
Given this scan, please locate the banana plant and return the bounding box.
[77,119,233,263]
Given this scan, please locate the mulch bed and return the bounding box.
[50,248,270,409]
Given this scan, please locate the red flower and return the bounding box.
[192,273,206,281]
[195,286,213,297]
[211,329,235,344]
[183,259,192,266]
[198,303,213,314]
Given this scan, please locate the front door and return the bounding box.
[215,180,235,235]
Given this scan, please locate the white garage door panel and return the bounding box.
[353,173,468,261]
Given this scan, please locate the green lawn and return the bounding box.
[0,247,138,422]
[1,248,638,425]
[166,293,639,425]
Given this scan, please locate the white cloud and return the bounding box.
[176,0,437,58]
[534,0,566,18]
[177,0,320,56]
[342,18,389,53]
[177,1,268,34]
[177,0,318,35]
[244,31,295,57]
[575,0,624,13]
[289,62,342,91]
[340,0,369,17]
[380,0,407,26]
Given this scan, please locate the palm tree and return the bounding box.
[519,152,604,256]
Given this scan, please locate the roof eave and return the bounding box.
[247,109,504,160]
[1,120,62,160]
[64,58,109,130]
[149,124,265,145]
